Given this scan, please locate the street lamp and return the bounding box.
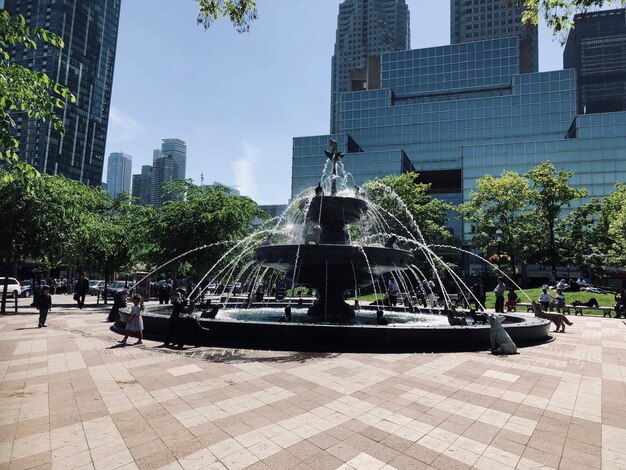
[495,229,503,269]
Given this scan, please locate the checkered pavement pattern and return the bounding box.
[1,309,625,469]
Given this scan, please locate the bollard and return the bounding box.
[14,294,18,314]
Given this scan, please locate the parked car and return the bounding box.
[105,281,132,298]
[88,280,105,295]
[19,280,47,298]
[0,277,21,299]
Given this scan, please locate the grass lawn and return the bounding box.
[346,287,617,316]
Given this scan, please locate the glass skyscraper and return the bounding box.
[4,0,121,186]
[563,9,626,114]
[450,0,538,73]
[150,139,187,207]
[106,152,132,198]
[330,0,410,133]
[293,36,626,239]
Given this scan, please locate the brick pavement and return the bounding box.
[0,307,625,469]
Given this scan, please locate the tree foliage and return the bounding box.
[364,172,453,250]
[142,181,268,276]
[525,162,587,274]
[196,0,258,32]
[0,11,75,179]
[519,0,626,40]
[459,171,535,274]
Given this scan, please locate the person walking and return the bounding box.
[493,277,506,313]
[471,280,486,311]
[75,272,89,309]
[162,288,186,348]
[37,286,52,328]
[387,278,400,307]
[119,294,144,345]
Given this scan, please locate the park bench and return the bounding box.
[518,301,614,317]
[571,305,615,317]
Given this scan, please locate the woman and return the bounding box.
[107,287,128,322]
[555,288,566,313]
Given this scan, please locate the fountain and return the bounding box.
[114,141,551,352]
[254,140,411,320]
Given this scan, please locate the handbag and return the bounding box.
[73,293,79,301]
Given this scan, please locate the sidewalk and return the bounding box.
[0,309,625,469]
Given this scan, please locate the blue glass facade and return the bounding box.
[292,36,626,232]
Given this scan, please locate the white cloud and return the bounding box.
[108,105,145,143]
[232,142,261,199]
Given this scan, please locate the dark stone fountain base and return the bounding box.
[113,310,551,353]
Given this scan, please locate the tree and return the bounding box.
[197,0,258,32]
[142,181,268,278]
[0,172,109,311]
[519,0,626,40]
[0,11,75,180]
[364,172,453,267]
[458,171,535,276]
[525,161,587,276]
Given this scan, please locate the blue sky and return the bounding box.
[105,0,570,204]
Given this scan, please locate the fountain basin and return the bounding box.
[116,308,551,353]
[254,244,411,284]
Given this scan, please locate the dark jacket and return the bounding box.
[38,293,52,311]
[76,278,89,295]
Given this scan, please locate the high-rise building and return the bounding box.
[293,37,626,240]
[450,0,537,73]
[131,165,153,207]
[4,0,121,185]
[150,139,187,207]
[330,0,410,133]
[563,9,626,114]
[106,152,132,198]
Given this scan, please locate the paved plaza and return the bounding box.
[1,302,625,469]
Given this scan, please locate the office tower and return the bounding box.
[564,9,626,114]
[293,37,626,239]
[151,139,187,207]
[330,0,410,133]
[106,152,132,198]
[450,0,537,73]
[3,0,121,185]
[131,165,153,207]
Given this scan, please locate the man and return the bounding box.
[387,278,400,306]
[163,287,186,348]
[471,280,486,311]
[75,273,89,309]
[493,277,506,313]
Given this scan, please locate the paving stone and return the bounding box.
[0,309,625,469]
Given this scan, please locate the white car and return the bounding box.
[0,277,21,299]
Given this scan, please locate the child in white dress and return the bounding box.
[120,294,144,345]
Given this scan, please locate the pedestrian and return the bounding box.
[387,278,400,306]
[37,285,52,328]
[107,287,128,322]
[119,294,144,345]
[162,287,186,348]
[158,280,168,304]
[493,277,506,313]
[505,287,519,312]
[614,288,626,318]
[471,280,486,311]
[74,272,89,309]
[423,279,436,308]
